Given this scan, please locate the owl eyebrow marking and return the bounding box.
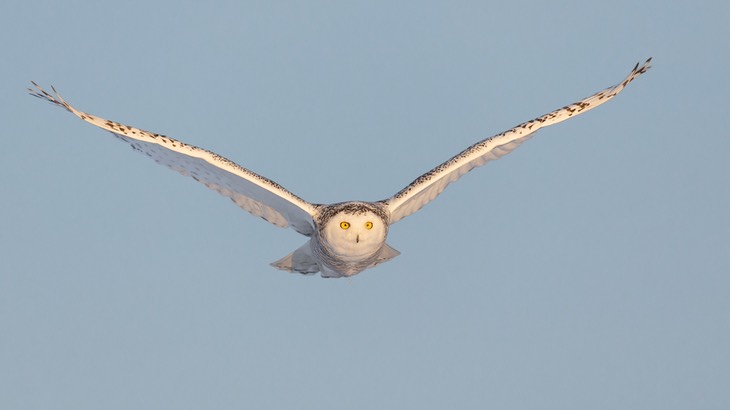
[29,58,650,278]
[316,202,388,227]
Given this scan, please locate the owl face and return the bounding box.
[320,209,387,261]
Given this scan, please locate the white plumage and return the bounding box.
[30,58,651,278]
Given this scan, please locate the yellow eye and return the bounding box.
[365,221,373,230]
[340,221,350,230]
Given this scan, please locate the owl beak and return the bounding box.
[356,234,360,243]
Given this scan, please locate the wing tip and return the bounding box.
[28,81,73,112]
[619,57,652,89]
[637,57,652,73]
[631,57,652,78]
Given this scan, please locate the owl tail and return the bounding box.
[374,243,400,266]
[270,240,320,275]
[271,241,401,277]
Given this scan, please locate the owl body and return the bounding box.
[273,201,399,278]
[30,59,650,278]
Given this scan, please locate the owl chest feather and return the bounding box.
[311,234,387,276]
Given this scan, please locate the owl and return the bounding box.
[30,58,650,278]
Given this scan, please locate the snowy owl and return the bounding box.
[30,58,651,278]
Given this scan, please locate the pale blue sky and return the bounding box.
[2,1,728,409]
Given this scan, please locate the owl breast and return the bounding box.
[312,201,390,276]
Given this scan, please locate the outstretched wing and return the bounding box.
[29,83,318,236]
[383,58,651,224]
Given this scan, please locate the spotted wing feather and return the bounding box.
[383,58,651,223]
[29,83,317,236]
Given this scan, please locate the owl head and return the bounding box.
[317,202,388,260]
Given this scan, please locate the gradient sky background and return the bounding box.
[2,1,728,409]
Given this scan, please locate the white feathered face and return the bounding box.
[321,210,387,259]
